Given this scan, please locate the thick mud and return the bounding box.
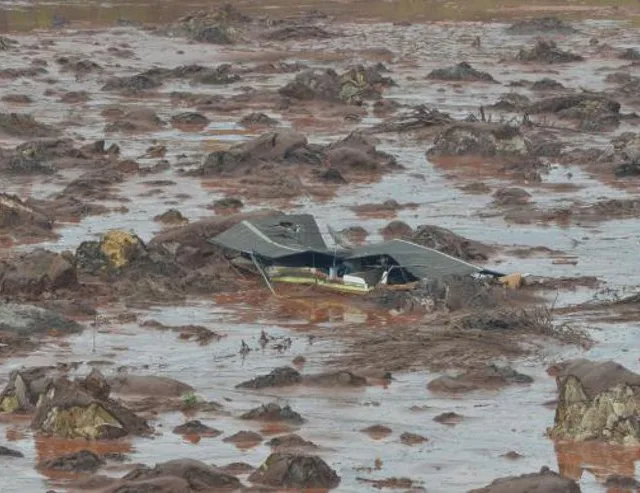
[2,1,640,492]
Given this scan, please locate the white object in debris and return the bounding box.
[343,275,368,288]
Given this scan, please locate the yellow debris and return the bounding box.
[499,273,523,290]
[0,394,19,413]
[42,403,122,439]
[100,230,140,269]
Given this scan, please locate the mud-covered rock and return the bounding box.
[191,64,240,85]
[325,132,398,174]
[166,6,248,44]
[368,105,453,134]
[249,453,340,489]
[0,193,53,241]
[516,39,584,64]
[32,377,153,439]
[304,371,367,387]
[0,445,24,458]
[0,305,82,337]
[154,209,189,226]
[0,36,18,50]
[1,138,113,176]
[2,94,33,104]
[173,420,221,436]
[433,412,463,425]
[619,48,640,61]
[56,56,102,75]
[170,112,209,128]
[492,187,531,206]
[400,432,428,445]
[488,93,530,112]
[141,319,220,344]
[102,477,191,493]
[240,403,304,424]
[104,109,165,133]
[532,78,565,91]
[0,249,77,297]
[102,74,162,93]
[123,459,241,490]
[0,67,47,79]
[427,62,496,82]
[604,475,640,489]
[380,220,414,240]
[197,130,396,181]
[263,25,331,41]
[428,122,544,180]
[76,230,146,274]
[429,123,530,158]
[529,94,620,130]
[469,466,581,493]
[267,434,318,451]
[39,450,105,473]
[237,366,302,389]
[506,17,577,35]
[410,224,492,261]
[428,365,533,393]
[0,113,58,138]
[0,366,64,412]
[223,430,263,446]
[549,359,640,444]
[279,64,393,104]
[108,374,193,397]
[239,112,279,127]
[212,197,244,212]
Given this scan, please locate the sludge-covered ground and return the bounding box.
[2,0,640,491]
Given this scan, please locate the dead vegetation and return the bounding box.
[335,277,588,372]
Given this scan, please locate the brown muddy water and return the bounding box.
[2,0,640,491]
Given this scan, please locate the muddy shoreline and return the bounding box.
[1,1,640,492]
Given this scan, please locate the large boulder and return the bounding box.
[549,359,640,444]
[249,453,340,489]
[123,459,241,490]
[0,249,77,297]
[469,467,581,492]
[32,376,153,439]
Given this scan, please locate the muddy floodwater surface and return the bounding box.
[2,0,640,492]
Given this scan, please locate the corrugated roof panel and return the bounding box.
[347,239,481,279]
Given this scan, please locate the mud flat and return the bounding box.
[2,1,640,492]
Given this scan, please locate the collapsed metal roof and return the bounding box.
[210,214,331,259]
[210,214,486,279]
[345,239,481,279]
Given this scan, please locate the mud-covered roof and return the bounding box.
[210,214,331,259]
[346,239,482,279]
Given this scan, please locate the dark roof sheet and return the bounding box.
[210,214,330,259]
[346,239,482,279]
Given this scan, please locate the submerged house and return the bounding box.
[210,214,503,294]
